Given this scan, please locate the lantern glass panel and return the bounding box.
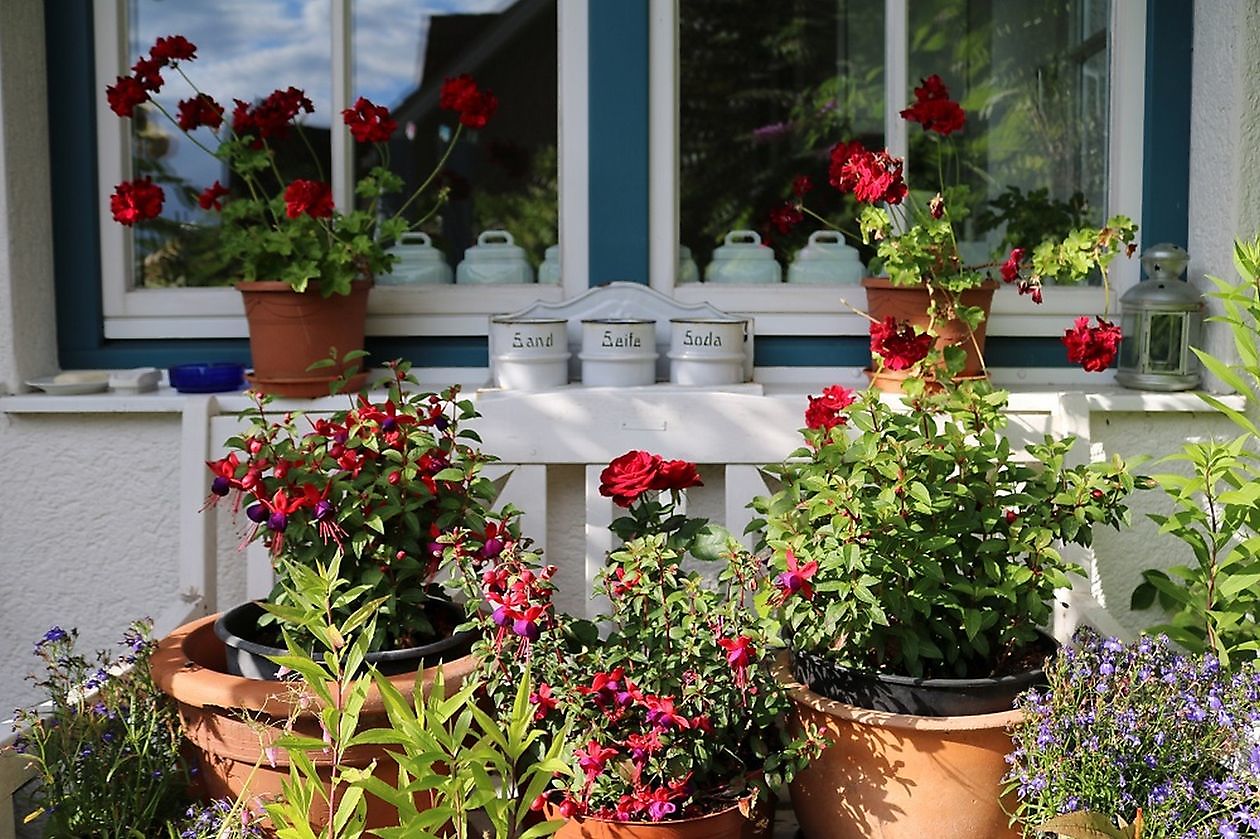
[1119,309,1140,369]
[1147,312,1184,372]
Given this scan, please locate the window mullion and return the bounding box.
[331,0,352,213]
[647,0,677,295]
[883,0,908,163]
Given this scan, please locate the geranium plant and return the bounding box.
[106,34,496,295]
[754,381,1147,680]
[205,359,517,651]
[777,74,1137,376]
[1005,629,1260,838]
[471,452,818,825]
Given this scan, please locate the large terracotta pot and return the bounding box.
[150,612,476,830]
[238,279,372,398]
[779,659,1020,839]
[546,801,769,839]
[861,277,997,392]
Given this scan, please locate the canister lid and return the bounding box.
[710,230,776,261]
[463,230,527,262]
[793,230,863,263]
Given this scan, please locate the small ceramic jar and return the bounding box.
[490,317,570,390]
[538,244,562,285]
[787,231,865,285]
[677,246,701,284]
[456,230,535,285]
[668,318,747,386]
[580,318,657,387]
[379,232,453,285]
[704,230,782,284]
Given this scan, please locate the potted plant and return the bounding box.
[150,359,512,820]
[105,34,498,396]
[472,451,819,838]
[1005,629,1260,839]
[753,381,1147,837]
[780,74,1137,390]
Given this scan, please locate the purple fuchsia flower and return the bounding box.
[575,740,618,782]
[246,503,268,524]
[773,548,817,604]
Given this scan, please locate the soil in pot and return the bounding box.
[150,613,477,831]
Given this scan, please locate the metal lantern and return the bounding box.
[1115,243,1203,391]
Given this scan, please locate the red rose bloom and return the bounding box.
[900,74,966,136]
[870,316,933,371]
[283,179,334,219]
[176,94,224,131]
[149,35,197,64]
[805,384,855,430]
[1062,316,1123,372]
[768,201,803,235]
[827,139,867,193]
[131,56,165,92]
[106,75,149,118]
[652,459,703,493]
[197,180,229,211]
[598,450,662,507]
[342,96,397,143]
[844,149,908,205]
[110,177,164,226]
[1000,247,1025,283]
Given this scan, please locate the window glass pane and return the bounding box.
[354,0,558,281]
[679,1,885,274]
[129,0,333,288]
[907,0,1110,269]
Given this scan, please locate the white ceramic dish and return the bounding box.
[26,374,110,395]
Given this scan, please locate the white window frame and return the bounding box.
[649,0,1146,338]
[93,0,586,340]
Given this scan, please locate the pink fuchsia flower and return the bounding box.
[644,787,679,821]
[870,316,933,371]
[623,730,662,767]
[110,177,164,225]
[718,634,757,691]
[1000,247,1025,283]
[1062,316,1123,372]
[577,667,637,711]
[642,695,691,731]
[774,548,818,603]
[529,683,557,720]
[805,384,854,431]
[575,740,618,782]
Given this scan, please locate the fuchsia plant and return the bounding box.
[471,451,818,825]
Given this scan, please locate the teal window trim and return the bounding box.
[1140,0,1192,249]
[587,0,649,286]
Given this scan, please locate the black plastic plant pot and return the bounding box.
[213,599,478,681]
[791,644,1052,717]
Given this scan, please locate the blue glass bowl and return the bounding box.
[168,362,246,394]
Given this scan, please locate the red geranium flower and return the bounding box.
[768,201,803,235]
[598,450,662,507]
[827,139,867,193]
[149,35,197,64]
[110,177,164,226]
[870,316,933,371]
[197,181,229,211]
[652,459,703,493]
[1062,316,1123,372]
[805,384,855,431]
[439,75,478,110]
[342,96,397,143]
[106,75,149,118]
[792,175,814,197]
[844,149,908,205]
[439,74,498,129]
[283,179,333,219]
[233,87,314,143]
[131,57,165,93]
[177,94,224,132]
[900,74,966,136]
[1000,247,1026,283]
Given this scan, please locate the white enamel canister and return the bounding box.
[787,230,865,284]
[490,317,569,390]
[668,318,747,386]
[379,232,453,285]
[704,230,782,284]
[538,244,562,285]
[456,230,535,285]
[579,318,657,387]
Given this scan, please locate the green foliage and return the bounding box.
[974,186,1090,259]
[1131,236,1260,666]
[9,621,190,837]
[755,382,1145,679]
[1029,216,1138,285]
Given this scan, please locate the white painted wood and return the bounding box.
[94,0,130,319]
[1106,0,1148,305]
[178,395,220,614]
[330,0,353,214]
[483,464,548,555]
[0,747,34,839]
[724,465,767,550]
[246,540,275,602]
[558,0,590,299]
[884,0,909,166]
[648,0,678,295]
[584,464,614,618]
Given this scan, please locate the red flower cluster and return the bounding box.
[869,316,933,371]
[341,96,397,144]
[483,559,557,643]
[106,34,197,118]
[828,140,907,205]
[805,384,855,431]
[899,74,966,136]
[1062,316,1123,372]
[283,179,334,219]
[999,247,1045,304]
[232,86,315,144]
[768,201,803,235]
[439,74,499,129]
[110,177,164,226]
[598,451,703,508]
[197,181,229,211]
[176,93,224,132]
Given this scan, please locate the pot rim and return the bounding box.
[235,277,375,294]
[542,798,754,828]
[860,276,1000,292]
[773,654,1024,731]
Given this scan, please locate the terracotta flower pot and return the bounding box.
[861,277,997,392]
[150,613,476,830]
[546,800,769,839]
[778,658,1020,839]
[238,279,372,398]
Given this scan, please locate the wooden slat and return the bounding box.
[584,465,614,619]
[483,464,548,556]
[724,465,767,551]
